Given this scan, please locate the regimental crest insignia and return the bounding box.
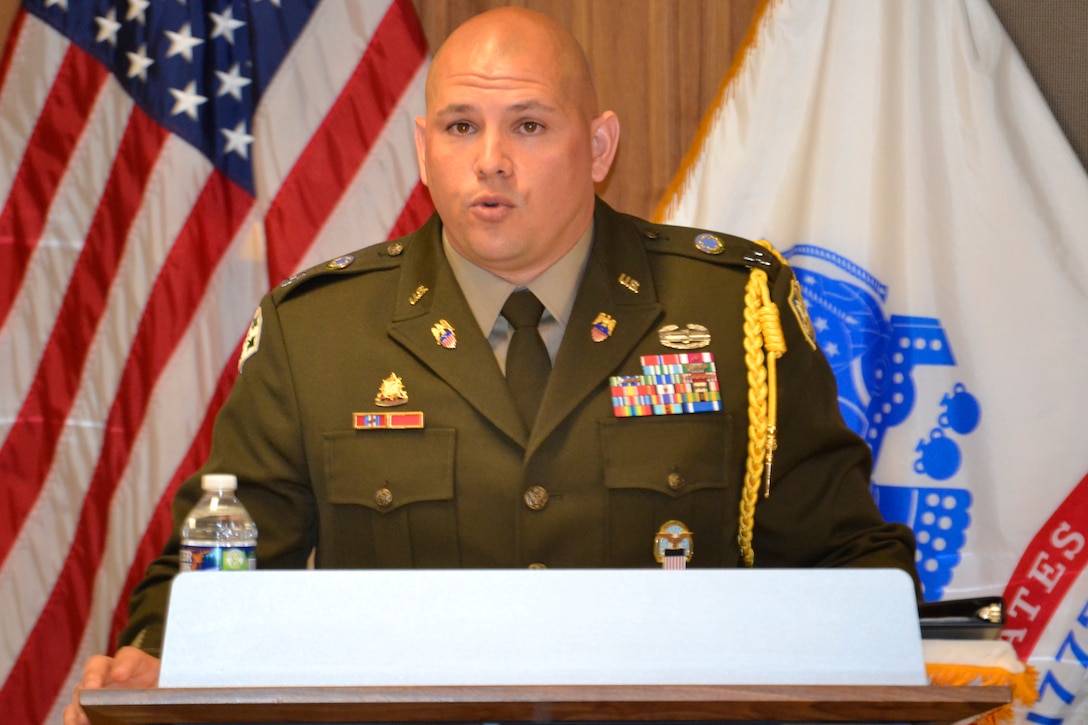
[694,232,724,255]
[237,306,262,373]
[326,254,355,270]
[788,278,817,350]
[374,373,409,407]
[431,319,457,349]
[591,312,616,342]
[658,323,711,350]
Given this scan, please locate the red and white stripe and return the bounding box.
[0,2,431,722]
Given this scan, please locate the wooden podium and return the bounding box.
[80,682,1011,724]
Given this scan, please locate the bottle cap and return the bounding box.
[201,473,238,492]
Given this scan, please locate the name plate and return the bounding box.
[159,568,926,688]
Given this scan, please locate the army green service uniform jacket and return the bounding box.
[122,199,917,655]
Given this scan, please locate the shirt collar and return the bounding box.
[442,223,594,336]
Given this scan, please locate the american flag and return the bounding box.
[0,1,432,721]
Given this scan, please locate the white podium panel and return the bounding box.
[158,568,926,688]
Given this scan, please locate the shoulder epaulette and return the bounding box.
[270,238,408,304]
[626,215,783,274]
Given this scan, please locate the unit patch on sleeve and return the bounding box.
[238,306,262,373]
[789,278,818,350]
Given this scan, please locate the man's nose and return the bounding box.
[475,130,512,177]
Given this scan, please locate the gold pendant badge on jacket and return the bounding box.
[353,373,424,430]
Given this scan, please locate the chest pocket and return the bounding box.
[322,428,458,568]
[599,415,738,567]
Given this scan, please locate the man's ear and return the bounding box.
[414,116,429,186]
[589,111,620,183]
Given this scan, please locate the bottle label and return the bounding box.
[180,544,256,572]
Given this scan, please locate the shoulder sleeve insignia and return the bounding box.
[789,278,818,350]
[238,306,263,372]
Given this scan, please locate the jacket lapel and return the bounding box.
[387,218,527,445]
[529,202,663,454]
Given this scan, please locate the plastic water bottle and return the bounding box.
[179,473,258,571]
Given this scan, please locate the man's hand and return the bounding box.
[63,647,160,725]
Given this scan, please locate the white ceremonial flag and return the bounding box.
[660,1,1088,722]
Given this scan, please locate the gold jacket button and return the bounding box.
[523,485,549,511]
[527,563,548,569]
[667,471,684,490]
[374,487,394,508]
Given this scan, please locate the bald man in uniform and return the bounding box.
[66,7,917,722]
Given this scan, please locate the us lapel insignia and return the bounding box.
[431,319,457,348]
[659,323,711,350]
[590,312,616,342]
[408,285,429,305]
[374,373,409,406]
[237,307,262,373]
[618,273,640,293]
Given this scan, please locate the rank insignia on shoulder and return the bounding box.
[326,254,355,270]
[374,373,409,407]
[789,278,818,350]
[431,319,456,348]
[659,323,710,350]
[279,270,308,288]
[591,312,616,342]
[694,232,724,255]
[237,306,262,373]
[654,520,693,568]
[353,411,424,430]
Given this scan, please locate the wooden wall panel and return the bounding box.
[412,0,761,219]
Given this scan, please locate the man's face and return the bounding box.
[415,28,615,283]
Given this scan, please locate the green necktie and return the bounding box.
[501,289,551,427]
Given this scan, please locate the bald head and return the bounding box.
[413,7,620,284]
[427,7,599,124]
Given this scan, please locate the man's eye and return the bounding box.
[520,121,542,134]
[449,122,473,135]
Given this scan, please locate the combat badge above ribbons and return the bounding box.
[658,323,710,350]
[237,306,262,373]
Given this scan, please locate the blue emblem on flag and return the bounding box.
[785,245,982,601]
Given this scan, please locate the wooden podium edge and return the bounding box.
[81,683,1012,724]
